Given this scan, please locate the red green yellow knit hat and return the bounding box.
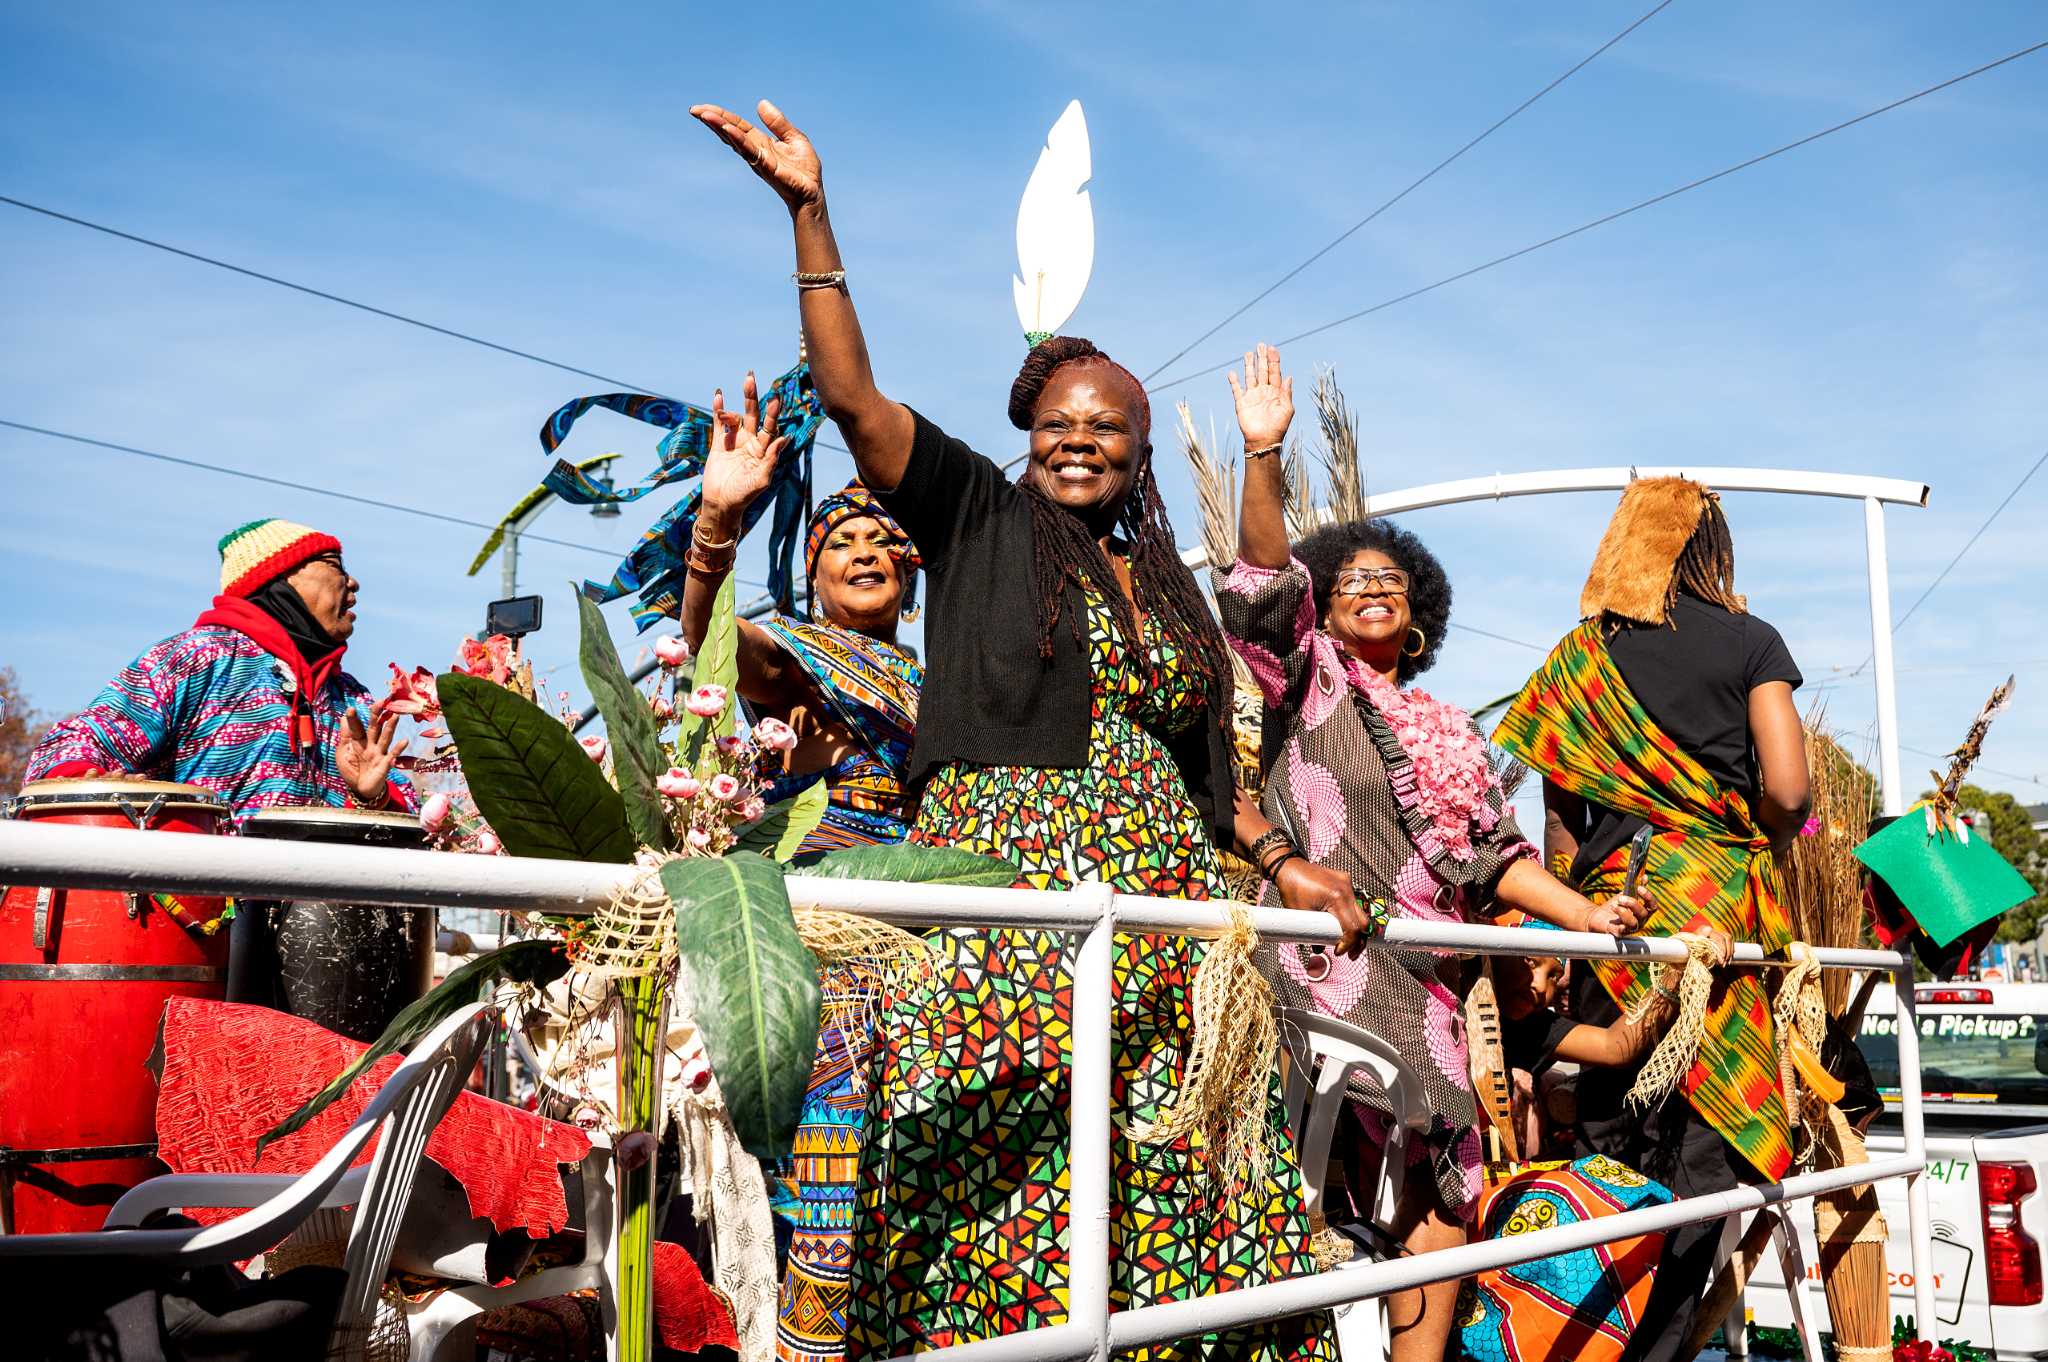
[217,519,343,598]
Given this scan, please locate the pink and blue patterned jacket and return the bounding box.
[26,626,416,820]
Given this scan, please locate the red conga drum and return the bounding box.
[0,778,230,1232]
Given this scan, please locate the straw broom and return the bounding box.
[1780,709,1879,1014]
[1778,708,1891,1362]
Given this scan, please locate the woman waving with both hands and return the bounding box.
[693,100,1331,1362]
[1214,343,1644,1362]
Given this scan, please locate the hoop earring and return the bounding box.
[1403,626,1428,658]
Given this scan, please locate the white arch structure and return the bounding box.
[1183,466,1932,815]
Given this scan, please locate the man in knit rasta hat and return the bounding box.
[27,519,415,818]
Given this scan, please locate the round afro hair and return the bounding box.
[1294,517,1452,682]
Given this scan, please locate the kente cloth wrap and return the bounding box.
[1495,620,1794,1179]
[1214,557,1535,1220]
[538,363,825,624]
[26,624,416,820]
[1451,1155,1673,1362]
[757,618,922,856]
[153,998,590,1238]
[846,591,1332,1362]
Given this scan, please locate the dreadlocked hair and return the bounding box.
[1672,494,1747,615]
[1010,337,1232,735]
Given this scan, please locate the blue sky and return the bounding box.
[3,1,2044,825]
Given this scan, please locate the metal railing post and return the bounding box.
[1893,964,1936,1341]
[1069,883,1115,1361]
[1865,495,1907,816]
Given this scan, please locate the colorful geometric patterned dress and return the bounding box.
[757,617,923,1362]
[843,592,1332,1362]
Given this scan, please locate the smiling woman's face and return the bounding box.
[1321,547,1412,659]
[1024,364,1145,525]
[811,515,906,636]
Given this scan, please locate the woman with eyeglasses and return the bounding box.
[1214,346,1642,1362]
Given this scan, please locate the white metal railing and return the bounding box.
[1179,466,1928,819]
[0,820,1936,1357]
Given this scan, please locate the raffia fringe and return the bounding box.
[1774,941,1828,1133]
[1623,931,1719,1113]
[572,861,679,979]
[1131,900,1278,1201]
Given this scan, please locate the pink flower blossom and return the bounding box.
[654,636,691,668]
[1799,814,1822,838]
[684,684,727,717]
[707,773,742,802]
[453,635,517,685]
[476,830,502,856]
[680,1056,712,1091]
[417,724,446,740]
[752,717,797,752]
[649,695,675,721]
[579,735,608,765]
[714,734,744,757]
[420,792,452,835]
[657,768,701,799]
[738,795,767,821]
[685,828,712,851]
[375,664,441,720]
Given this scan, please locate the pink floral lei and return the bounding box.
[1344,656,1499,861]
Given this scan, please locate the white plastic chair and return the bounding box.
[4,1001,496,1361]
[1278,1007,1435,1362]
[396,1130,617,1362]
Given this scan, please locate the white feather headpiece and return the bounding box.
[1012,100,1094,345]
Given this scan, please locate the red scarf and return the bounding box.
[193,595,345,755]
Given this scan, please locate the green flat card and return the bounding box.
[1853,812,2036,947]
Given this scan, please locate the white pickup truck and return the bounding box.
[1742,982,2048,1359]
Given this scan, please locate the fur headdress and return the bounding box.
[1579,476,1719,625]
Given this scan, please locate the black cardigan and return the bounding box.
[877,410,1235,849]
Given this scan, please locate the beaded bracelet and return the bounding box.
[1249,828,1296,878]
[793,270,848,291]
[1243,442,1284,460]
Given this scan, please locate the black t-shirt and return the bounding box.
[1501,1004,1578,1076]
[1566,594,1802,880]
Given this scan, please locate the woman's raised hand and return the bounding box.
[700,372,789,519]
[1226,342,1294,452]
[689,100,823,214]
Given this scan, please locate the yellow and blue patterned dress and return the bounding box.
[844,593,1331,1362]
[762,617,921,1362]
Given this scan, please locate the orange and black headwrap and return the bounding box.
[805,481,922,615]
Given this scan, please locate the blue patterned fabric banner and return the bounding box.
[537,364,824,626]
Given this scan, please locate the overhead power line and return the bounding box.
[0,416,761,588]
[1146,39,2048,393]
[1846,445,2048,678]
[0,195,661,394]
[1900,742,2046,794]
[1139,0,1676,384]
[0,192,853,455]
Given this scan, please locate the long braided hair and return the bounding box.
[1672,493,1747,615]
[1008,336,1233,735]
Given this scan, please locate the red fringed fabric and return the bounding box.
[653,1240,740,1353]
[154,997,590,1236]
